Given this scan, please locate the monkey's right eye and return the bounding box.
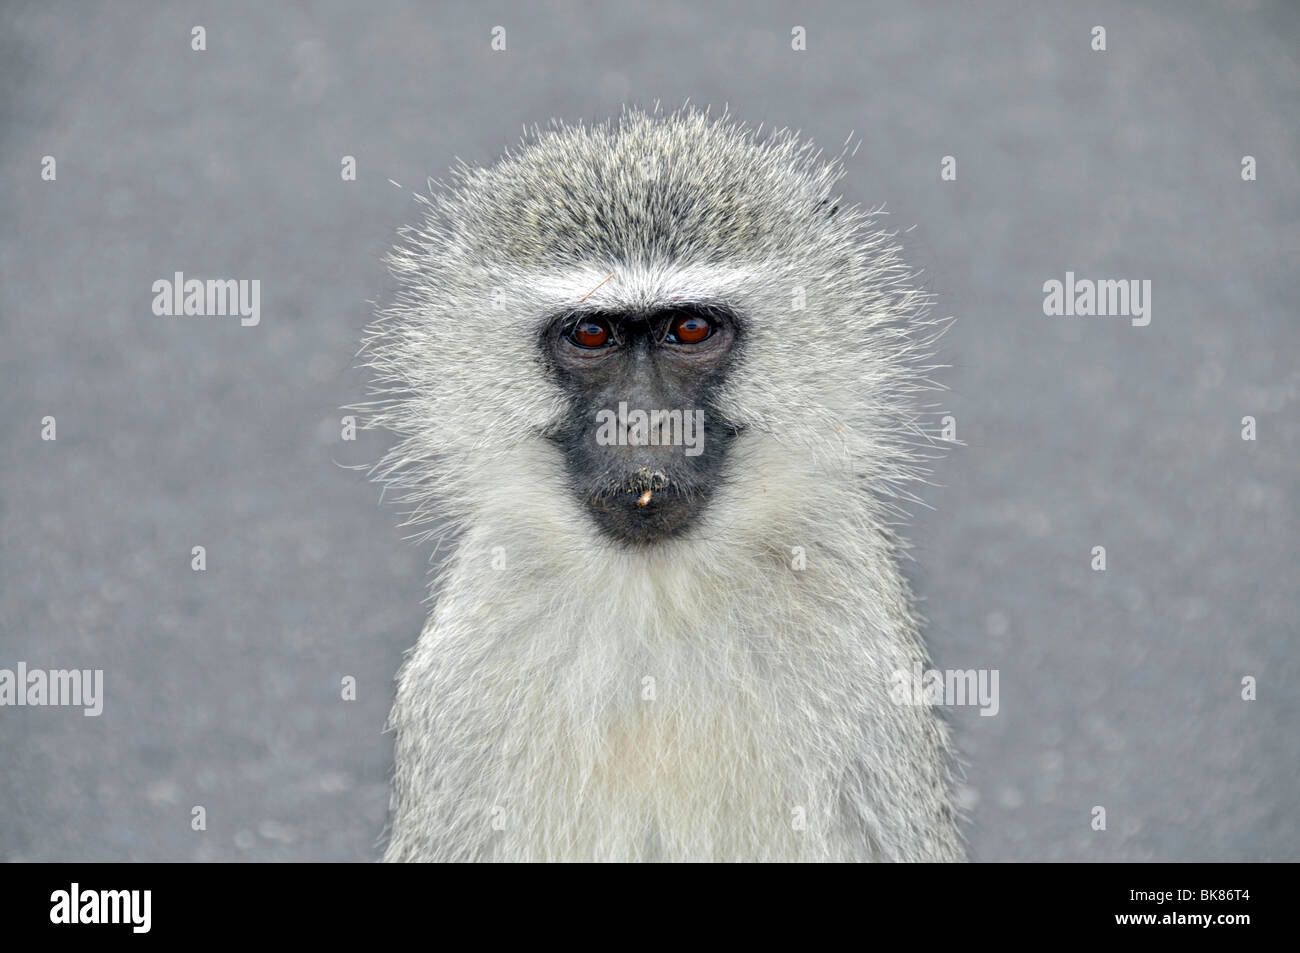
[569,319,612,349]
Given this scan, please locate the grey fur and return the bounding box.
[361,107,963,862]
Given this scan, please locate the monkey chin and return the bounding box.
[583,481,704,546]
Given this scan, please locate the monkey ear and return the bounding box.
[816,198,839,219]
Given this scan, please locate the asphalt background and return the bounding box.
[1,1,1296,862]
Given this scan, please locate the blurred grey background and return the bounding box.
[1,0,1296,862]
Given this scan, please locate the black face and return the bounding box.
[539,304,744,546]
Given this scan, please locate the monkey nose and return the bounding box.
[629,468,669,493]
[631,468,668,506]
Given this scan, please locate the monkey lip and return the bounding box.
[583,476,701,545]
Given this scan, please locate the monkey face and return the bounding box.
[540,304,744,546]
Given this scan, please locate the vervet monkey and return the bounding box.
[362,108,962,862]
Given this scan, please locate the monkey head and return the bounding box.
[362,108,934,557]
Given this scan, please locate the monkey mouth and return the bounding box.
[630,468,669,506]
[584,469,703,545]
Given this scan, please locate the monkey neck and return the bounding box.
[387,458,953,862]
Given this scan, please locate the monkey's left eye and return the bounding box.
[665,313,713,345]
[569,319,612,348]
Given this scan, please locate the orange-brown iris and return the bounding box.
[572,320,610,348]
[671,314,711,344]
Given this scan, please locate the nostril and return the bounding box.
[628,467,670,493]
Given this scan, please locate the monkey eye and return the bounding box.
[569,318,612,349]
[665,313,713,345]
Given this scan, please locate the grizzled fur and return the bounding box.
[360,107,963,862]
